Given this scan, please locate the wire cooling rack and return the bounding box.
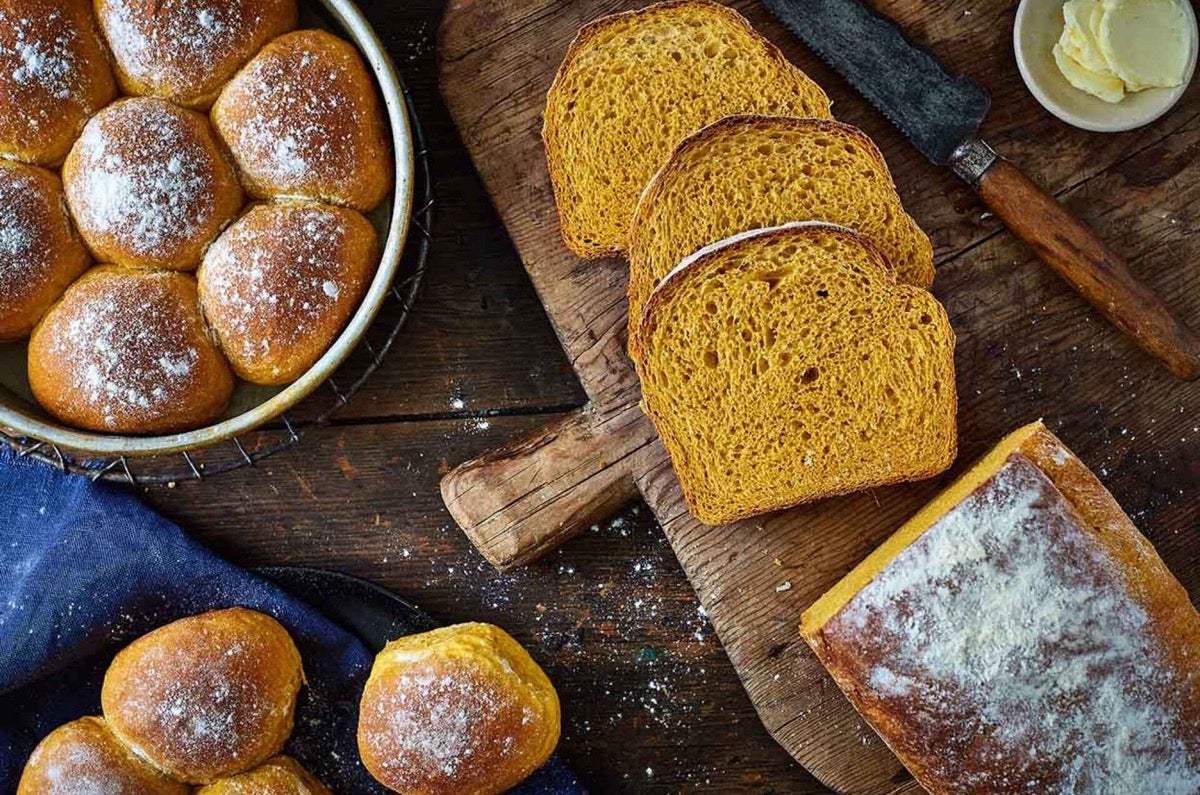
[0,80,433,486]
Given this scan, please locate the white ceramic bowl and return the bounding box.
[1014,0,1198,132]
[0,0,414,457]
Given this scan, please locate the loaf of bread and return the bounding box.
[27,268,234,434]
[101,608,304,784]
[213,29,393,212]
[0,0,118,165]
[199,201,379,385]
[358,622,561,795]
[632,222,956,525]
[0,162,91,342]
[63,97,245,271]
[95,0,297,109]
[196,756,331,795]
[17,716,190,795]
[627,116,934,339]
[543,0,831,258]
[801,421,1200,794]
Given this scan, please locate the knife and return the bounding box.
[761,0,1200,380]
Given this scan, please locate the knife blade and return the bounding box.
[760,0,988,165]
[760,0,1200,380]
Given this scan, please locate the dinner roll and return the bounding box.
[95,0,297,109]
[196,756,331,795]
[63,97,244,270]
[0,0,117,165]
[198,201,379,385]
[17,716,190,795]
[0,162,91,342]
[213,29,392,212]
[358,623,561,795]
[27,267,234,434]
[102,608,304,785]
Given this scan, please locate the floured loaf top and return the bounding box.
[802,422,1200,794]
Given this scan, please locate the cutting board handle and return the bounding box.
[440,402,659,570]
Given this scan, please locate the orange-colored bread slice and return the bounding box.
[632,222,957,525]
[627,116,933,343]
[543,1,831,258]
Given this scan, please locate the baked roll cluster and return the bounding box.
[0,0,394,435]
[20,615,560,795]
[18,608,328,792]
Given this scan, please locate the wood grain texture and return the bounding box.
[974,156,1200,379]
[437,0,1200,791]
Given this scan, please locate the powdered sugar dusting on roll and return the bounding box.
[362,661,524,785]
[826,453,1200,793]
[64,98,239,268]
[0,167,48,284]
[97,0,295,104]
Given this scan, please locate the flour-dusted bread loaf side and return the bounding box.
[632,222,957,525]
[543,0,832,258]
[801,422,1200,794]
[627,116,934,343]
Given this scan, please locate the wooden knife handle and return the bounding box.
[440,402,658,571]
[971,155,1200,380]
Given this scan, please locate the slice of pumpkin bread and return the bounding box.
[543,1,831,259]
[631,223,957,525]
[627,116,933,341]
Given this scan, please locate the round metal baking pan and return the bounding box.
[0,0,415,459]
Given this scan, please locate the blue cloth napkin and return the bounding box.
[0,447,581,794]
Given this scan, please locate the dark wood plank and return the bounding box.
[142,417,818,793]
[435,0,1200,790]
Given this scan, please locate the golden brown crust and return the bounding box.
[358,623,561,795]
[62,97,245,271]
[198,201,379,385]
[101,608,304,785]
[0,0,118,166]
[95,0,297,109]
[0,162,91,342]
[212,29,393,212]
[542,0,832,258]
[631,223,956,525]
[801,424,1200,794]
[28,267,234,434]
[18,717,190,795]
[195,756,331,795]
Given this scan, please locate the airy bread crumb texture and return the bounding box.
[633,223,956,525]
[627,116,934,339]
[543,0,831,258]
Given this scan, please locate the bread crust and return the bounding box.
[198,201,380,385]
[62,97,245,271]
[800,423,1200,793]
[357,622,561,795]
[0,162,92,342]
[18,717,190,795]
[27,267,235,434]
[626,115,935,346]
[196,756,331,795]
[101,608,304,785]
[0,0,118,166]
[542,0,832,259]
[632,223,957,525]
[212,29,393,212]
[95,0,297,109]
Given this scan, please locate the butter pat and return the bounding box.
[1055,0,1191,103]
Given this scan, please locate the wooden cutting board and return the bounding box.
[436,1,1200,791]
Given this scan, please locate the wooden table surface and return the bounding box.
[136,1,1200,792]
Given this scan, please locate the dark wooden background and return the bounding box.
[139,1,1200,792]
